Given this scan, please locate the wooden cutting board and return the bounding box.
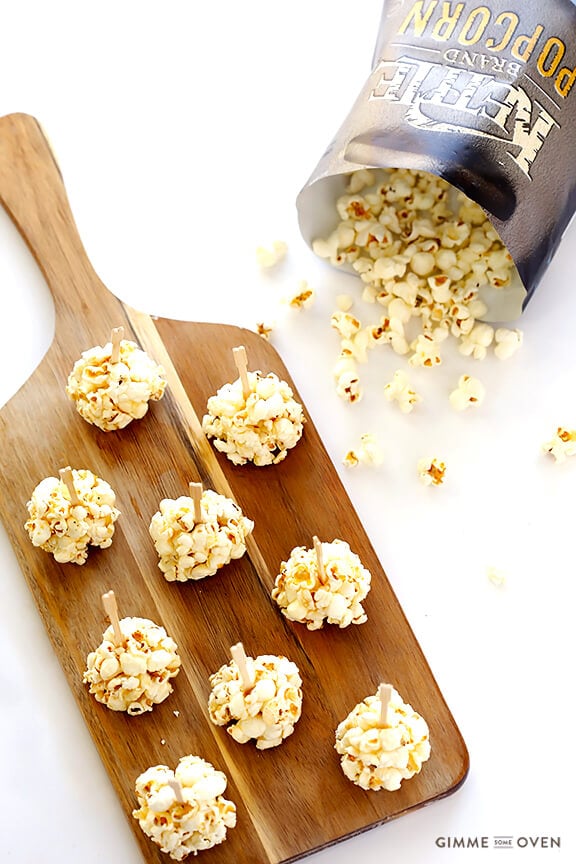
[0,113,468,864]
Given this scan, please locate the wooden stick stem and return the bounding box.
[232,345,251,401]
[313,536,327,585]
[110,326,124,363]
[230,642,255,691]
[378,682,393,727]
[59,466,81,505]
[167,778,185,804]
[189,482,203,523]
[102,590,124,647]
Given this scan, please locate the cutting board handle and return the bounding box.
[0,112,112,321]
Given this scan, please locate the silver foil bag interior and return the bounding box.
[296,0,576,320]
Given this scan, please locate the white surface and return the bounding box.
[0,2,574,862]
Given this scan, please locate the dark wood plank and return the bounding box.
[0,112,468,864]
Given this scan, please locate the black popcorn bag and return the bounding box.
[297,0,576,320]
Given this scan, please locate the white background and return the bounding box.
[0,2,574,862]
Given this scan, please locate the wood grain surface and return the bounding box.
[0,113,468,864]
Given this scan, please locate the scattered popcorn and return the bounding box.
[336,293,354,311]
[458,322,494,360]
[331,310,362,340]
[255,322,273,340]
[343,432,383,467]
[334,362,363,404]
[66,336,166,431]
[494,327,523,359]
[417,456,446,486]
[288,280,315,309]
[208,653,302,749]
[149,489,254,581]
[160,739,166,746]
[83,616,181,715]
[334,685,431,791]
[384,370,421,414]
[542,427,576,462]
[24,468,120,565]
[448,374,486,411]
[487,565,506,588]
[271,538,372,630]
[255,239,287,269]
[409,328,448,368]
[132,755,236,860]
[173,710,180,718]
[202,369,304,466]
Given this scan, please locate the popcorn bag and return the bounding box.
[296,0,576,321]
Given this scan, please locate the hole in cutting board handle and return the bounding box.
[0,204,55,409]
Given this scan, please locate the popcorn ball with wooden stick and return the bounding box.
[208,642,303,749]
[271,536,372,630]
[335,683,431,791]
[202,345,305,466]
[132,755,237,860]
[24,466,120,564]
[66,326,167,430]
[149,481,254,581]
[83,591,181,715]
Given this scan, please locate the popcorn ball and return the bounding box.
[448,374,485,411]
[542,427,576,463]
[149,489,254,581]
[208,653,302,749]
[271,538,371,630]
[417,456,446,487]
[335,685,431,791]
[24,467,120,565]
[133,755,236,860]
[66,331,167,431]
[83,616,181,715]
[202,368,304,466]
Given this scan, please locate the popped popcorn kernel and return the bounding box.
[255,240,288,269]
[336,293,354,311]
[384,369,421,414]
[133,756,236,859]
[487,565,506,588]
[449,374,485,411]
[255,322,273,341]
[288,280,315,309]
[417,456,446,486]
[542,427,576,462]
[494,327,523,359]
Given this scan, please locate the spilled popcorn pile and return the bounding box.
[313,167,522,408]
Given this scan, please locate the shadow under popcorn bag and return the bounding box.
[297,0,576,322]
